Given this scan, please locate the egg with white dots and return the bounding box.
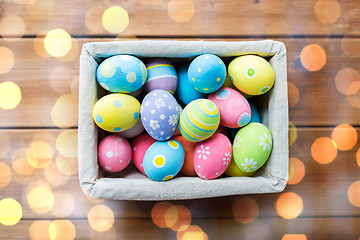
[143,139,185,181]
[93,93,140,132]
[96,55,147,93]
[188,54,226,93]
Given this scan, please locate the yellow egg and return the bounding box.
[92,93,140,132]
[228,55,275,95]
[225,157,255,177]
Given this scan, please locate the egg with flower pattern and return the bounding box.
[233,122,273,173]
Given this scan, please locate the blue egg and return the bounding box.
[143,140,185,181]
[188,54,226,93]
[175,64,208,105]
[96,55,147,93]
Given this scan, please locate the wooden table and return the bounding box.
[1,0,360,239]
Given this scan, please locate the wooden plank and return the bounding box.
[2,0,358,37]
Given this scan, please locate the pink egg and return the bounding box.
[131,134,156,174]
[98,135,132,172]
[194,133,232,180]
[208,87,251,128]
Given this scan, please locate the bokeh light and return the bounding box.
[314,0,341,24]
[49,66,75,93]
[266,21,293,37]
[26,182,54,213]
[28,0,54,19]
[49,220,76,240]
[331,124,358,151]
[27,140,53,168]
[347,90,360,108]
[51,94,78,128]
[289,122,298,146]
[258,0,286,14]
[275,192,303,219]
[12,148,35,175]
[166,205,191,231]
[167,0,195,23]
[55,155,78,176]
[0,47,15,74]
[29,220,51,240]
[335,68,360,95]
[0,198,22,226]
[44,29,72,58]
[86,6,106,33]
[282,234,307,240]
[50,191,74,217]
[177,225,208,240]
[341,37,360,59]
[288,82,300,108]
[0,81,22,110]
[56,130,78,158]
[288,157,305,185]
[311,137,337,164]
[0,133,11,158]
[0,162,11,189]
[102,6,129,33]
[44,162,70,186]
[0,15,26,39]
[88,205,115,232]
[151,201,174,228]
[58,38,80,63]
[232,197,259,224]
[90,226,116,240]
[347,180,360,207]
[34,32,51,58]
[300,44,326,72]
[356,148,360,167]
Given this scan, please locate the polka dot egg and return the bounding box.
[97,55,147,93]
[188,54,226,93]
[180,99,220,142]
[93,93,140,132]
[98,135,132,172]
[228,55,275,95]
[143,139,185,181]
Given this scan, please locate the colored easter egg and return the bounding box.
[194,133,232,180]
[208,87,251,128]
[97,55,147,93]
[228,55,275,95]
[98,135,132,172]
[173,135,197,176]
[93,93,140,132]
[143,139,185,181]
[175,64,207,105]
[132,134,156,174]
[233,123,273,173]
[224,156,255,177]
[144,58,178,94]
[188,54,226,93]
[141,89,180,141]
[180,99,220,142]
[116,119,144,139]
[173,104,183,136]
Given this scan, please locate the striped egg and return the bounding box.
[144,58,178,94]
[180,99,220,142]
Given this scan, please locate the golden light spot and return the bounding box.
[29,140,53,166]
[58,38,80,63]
[347,91,360,109]
[0,162,11,189]
[26,182,54,213]
[0,133,11,158]
[0,198,22,226]
[90,227,116,240]
[28,0,54,19]
[34,32,51,58]
[0,15,26,39]
[331,124,357,151]
[258,0,286,14]
[51,94,78,128]
[288,82,299,108]
[151,201,174,228]
[168,205,191,231]
[289,122,297,146]
[335,68,360,95]
[44,29,72,58]
[49,220,76,240]
[56,155,78,176]
[50,191,74,217]
[44,162,70,186]
[0,81,22,110]
[266,21,293,37]
[348,181,360,207]
[341,37,360,59]
[167,0,195,23]
[300,44,326,72]
[0,47,15,74]
[311,137,337,164]
[314,0,341,24]
[356,148,360,167]
[56,130,78,158]
[275,192,303,219]
[86,6,106,33]
[71,76,79,100]
[12,148,35,175]
[102,6,129,33]
[288,157,305,185]
[29,220,51,240]
[304,20,331,46]
[141,0,164,4]
[282,234,307,240]
[49,66,75,93]
[177,225,208,240]
[32,132,56,146]
[232,197,259,224]
[164,205,178,228]
[88,205,115,232]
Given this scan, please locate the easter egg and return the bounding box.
[144,58,178,94]
[208,87,251,128]
[194,133,232,180]
[97,55,147,93]
[228,55,275,95]
[180,99,220,142]
[233,122,273,173]
[98,135,132,172]
[132,134,156,174]
[175,64,207,105]
[173,135,197,176]
[225,156,255,177]
[188,54,226,93]
[143,139,185,181]
[173,104,183,136]
[116,119,144,139]
[93,93,140,132]
[141,89,180,141]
